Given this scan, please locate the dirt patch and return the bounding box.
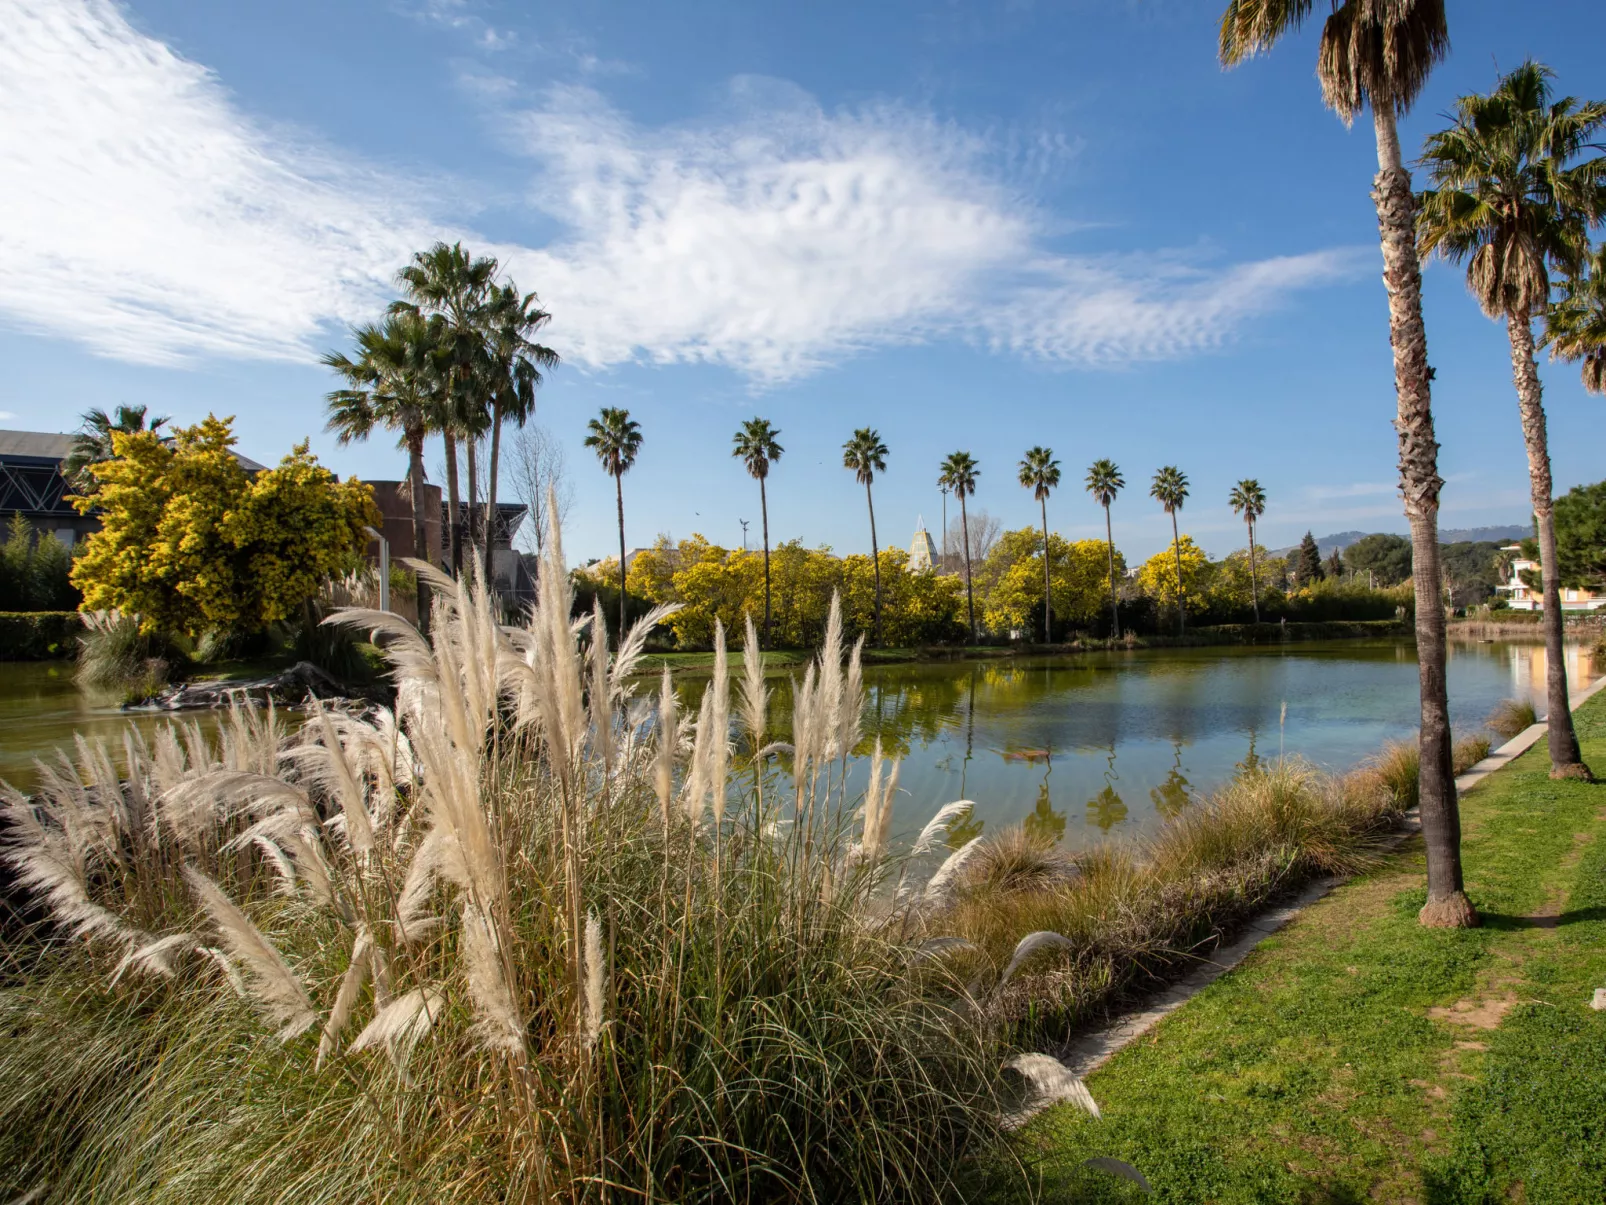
[1427,993,1516,1030]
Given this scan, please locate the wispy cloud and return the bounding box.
[0,411,17,421]
[1300,481,1396,502]
[0,1,1367,381]
[405,0,516,51]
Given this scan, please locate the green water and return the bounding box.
[2,639,1597,848]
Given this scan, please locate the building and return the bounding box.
[0,428,264,548]
[908,517,939,572]
[1494,544,1605,612]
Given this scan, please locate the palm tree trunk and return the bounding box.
[960,493,975,643]
[443,429,463,575]
[485,401,502,572]
[1170,511,1184,636]
[1507,311,1590,779]
[406,428,432,637]
[615,472,627,640]
[866,480,882,645]
[1248,517,1260,623]
[1103,503,1119,638]
[466,436,479,564]
[760,476,772,647]
[1373,103,1475,928]
[1040,497,1052,644]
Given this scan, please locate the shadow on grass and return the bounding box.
[1476,905,1606,931]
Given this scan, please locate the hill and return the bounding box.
[1268,524,1527,558]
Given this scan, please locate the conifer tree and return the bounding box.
[1295,531,1325,586]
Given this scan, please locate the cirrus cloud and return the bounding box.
[0,0,1368,382]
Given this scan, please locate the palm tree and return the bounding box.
[842,429,889,644]
[1548,242,1606,394]
[1228,479,1268,622]
[63,404,169,494]
[1085,458,1125,637]
[584,407,643,638]
[1018,447,1062,642]
[479,282,560,558]
[938,452,981,642]
[1220,0,1475,928]
[731,418,784,646]
[323,310,447,633]
[391,242,499,573]
[1150,467,1189,635]
[1419,62,1604,781]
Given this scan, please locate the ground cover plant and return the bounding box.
[1017,692,1606,1203]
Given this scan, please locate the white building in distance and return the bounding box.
[908,518,939,572]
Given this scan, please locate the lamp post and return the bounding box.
[364,525,390,612]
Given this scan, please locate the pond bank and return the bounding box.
[1019,685,1606,1202]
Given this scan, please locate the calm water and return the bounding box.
[2,640,1598,848]
[676,638,1600,849]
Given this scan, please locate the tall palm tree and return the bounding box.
[1085,458,1125,637]
[731,418,784,645]
[1419,61,1604,781]
[323,310,447,633]
[1018,447,1062,642]
[842,429,889,645]
[1547,242,1606,394]
[584,407,643,637]
[63,404,169,494]
[1228,478,1268,622]
[1220,0,1476,929]
[479,282,560,557]
[391,242,499,573]
[1150,466,1190,636]
[938,451,981,642]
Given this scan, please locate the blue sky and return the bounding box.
[0,0,1601,565]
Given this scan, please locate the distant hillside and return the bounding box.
[1269,524,1527,558]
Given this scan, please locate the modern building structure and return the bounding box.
[908,517,939,572]
[0,428,265,547]
[1494,543,1605,612]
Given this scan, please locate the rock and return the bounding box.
[131,661,372,712]
[1591,988,1606,1012]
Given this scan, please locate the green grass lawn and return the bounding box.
[1017,695,1606,1204]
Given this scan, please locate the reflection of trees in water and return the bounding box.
[1086,741,1125,832]
[1149,737,1192,820]
[946,667,984,849]
[1024,772,1067,846]
[1237,726,1261,776]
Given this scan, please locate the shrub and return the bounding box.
[0,544,1012,1203]
[1487,697,1538,740]
[0,612,83,660]
[75,609,187,698]
[0,514,80,612]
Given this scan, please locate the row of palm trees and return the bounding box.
[1219,1,1605,929]
[323,243,560,633]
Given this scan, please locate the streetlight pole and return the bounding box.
[364,525,390,612]
[739,518,750,553]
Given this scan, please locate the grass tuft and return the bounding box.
[1486,697,1538,740]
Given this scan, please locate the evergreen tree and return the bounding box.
[1295,531,1325,586]
[1325,548,1344,580]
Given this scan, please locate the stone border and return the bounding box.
[1055,669,1606,1084]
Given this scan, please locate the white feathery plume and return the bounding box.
[994,931,1076,994]
[838,633,866,763]
[791,664,817,806]
[912,802,975,858]
[0,780,138,946]
[682,686,714,826]
[185,868,315,1041]
[1004,1053,1100,1119]
[180,719,214,777]
[196,945,248,999]
[709,620,730,828]
[739,614,768,750]
[109,932,194,984]
[849,739,885,868]
[611,602,682,696]
[1084,1158,1151,1192]
[310,701,375,858]
[582,909,606,1049]
[253,835,299,895]
[817,597,844,760]
[912,936,978,962]
[922,836,986,908]
[316,927,373,1068]
[653,668,677,829]
[589,599,615,772]
[349,986,446,1066]
[150,724,189,797]
[459,899,525,1056]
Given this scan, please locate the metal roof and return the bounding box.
[0,428,266,472]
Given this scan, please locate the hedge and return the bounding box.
[0,612,82,660]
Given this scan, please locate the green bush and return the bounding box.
[0,612,83,660]
[0,514,80,612]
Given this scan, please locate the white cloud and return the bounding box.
[0,2,1366,381]
[0,411,16,421]
[0,0,432,365]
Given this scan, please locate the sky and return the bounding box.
[0,0,1601,566]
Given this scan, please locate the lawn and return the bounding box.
[1018,695,1606,1204]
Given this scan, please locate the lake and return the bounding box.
[2,639,1598,848]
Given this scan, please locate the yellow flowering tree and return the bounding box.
[71,416,376,636]
[980,528,1121,637]
[1135,535,1210,615]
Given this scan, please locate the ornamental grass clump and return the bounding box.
[1487,696,1539,740]
[0,503,1014,1205]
